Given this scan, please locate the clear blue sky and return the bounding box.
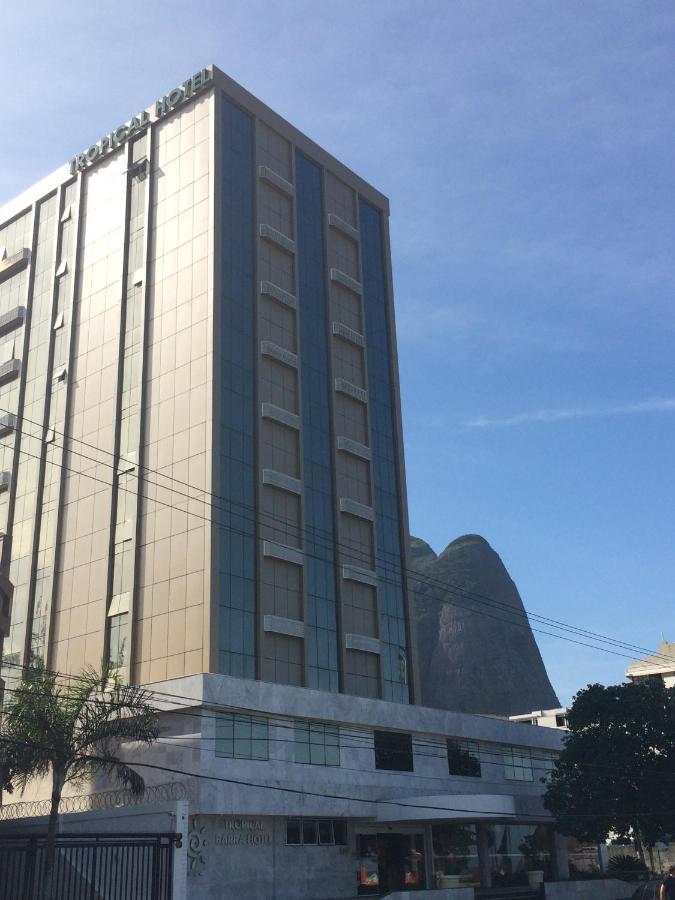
[2,1,673,704]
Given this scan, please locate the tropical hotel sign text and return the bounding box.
[69,68,211,175]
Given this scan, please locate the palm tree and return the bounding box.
[0,661,159,890]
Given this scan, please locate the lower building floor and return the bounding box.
[186,813,569,898]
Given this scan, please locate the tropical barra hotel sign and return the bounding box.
[69,68,211,175]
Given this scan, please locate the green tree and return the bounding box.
[1,661,159,889]
[544,680,675,867]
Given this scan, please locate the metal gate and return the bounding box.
[0,832,175,900]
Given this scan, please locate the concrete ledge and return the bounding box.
[261,402,300,430]
[335,377,367,404]
[382,889,474,900]
[0,306,26,337]
[259,223,296,255]
[260,340,298,369]
[339,497,374,521]
[263,614,305,638]
[258,165,294,196]
[544,878,632,900]
[262,468,302,494]
[263,540,304,567]
[336,435,371,460]
[330,267,362,296]
[345,633,380,654]
[260,280,297,309]
[332,320,365,347]
[328,212,359,241]
[0,248,30,284]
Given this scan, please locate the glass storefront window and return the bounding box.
[357,833,425,895]
[432,824,479,887]
[489,823,552,887]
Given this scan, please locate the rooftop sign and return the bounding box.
[69,68,211,175]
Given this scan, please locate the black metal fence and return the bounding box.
[0,832,175,900]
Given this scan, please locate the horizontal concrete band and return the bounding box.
[0,359,21,386]
[260,280,297,309]
[262,468,302,495]
[260,340,298,369]
[0,248,30,284]
[327,212,359,241]
[336,435,371,460]
[263,614,305,638]
[0,412,16,437]
[329,267,362,296]
[0,306,26,337]
[334,377,367,404]
[259,223,296,255]
[339,498,374,521]
[341,564,377,587]
[345,633,381,654]
[263,540,304,567]
[258,165,294,196]
[261,402,300,430]
[332,320,364,347]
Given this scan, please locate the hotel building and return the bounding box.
[0,66,568,898]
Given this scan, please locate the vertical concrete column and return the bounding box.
[551,830,570,881]
[172,800,189,900]
[477,823,492,888]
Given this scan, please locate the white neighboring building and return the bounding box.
[625,640,675,688]
[509,708,569,730]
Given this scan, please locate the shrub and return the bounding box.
[608,854,650,881]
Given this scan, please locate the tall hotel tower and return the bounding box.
[0,67,568,900]
[0,65,415,704]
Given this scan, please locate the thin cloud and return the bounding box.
[466,397,675,429]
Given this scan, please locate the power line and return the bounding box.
[4,402,671,666]
[3,663,674,788]
[2,417,670,673]
[0,733,669,823]
[6,404,675,663]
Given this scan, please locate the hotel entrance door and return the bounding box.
[357,832,426,895]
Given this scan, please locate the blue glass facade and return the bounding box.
[217,97,256,678]
[359,199,411,703]
[295,153,339,692]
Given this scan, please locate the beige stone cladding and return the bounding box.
[134,91,214,685]
[52,152,128,673]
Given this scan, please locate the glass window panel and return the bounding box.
[318,821,333,845]
[447,739,482,778]
[302,820,317,845]
[295,721,340,767]
[333,821,348,846]
[374,730,413,772]
[286,819,301,845]
[216,713,268,760]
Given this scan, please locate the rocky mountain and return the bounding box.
[410,533,559,716]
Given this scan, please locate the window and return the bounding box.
[215,713,269,760]
[344,648,380,699]
[108,613,128,668]
[555,714,568,728]
[295,721,340,766]
[503,746,534,782]
[447,739,481,778]
[286,819,348,846]
[374,730,413,772]
[539,752,557,783]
